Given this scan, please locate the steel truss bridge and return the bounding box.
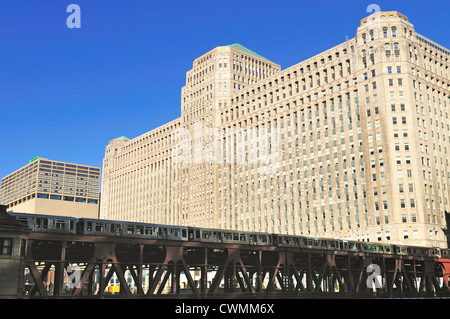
[23,231,450,299]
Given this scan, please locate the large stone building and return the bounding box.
[101,11,450,248]
[0,157,100,218]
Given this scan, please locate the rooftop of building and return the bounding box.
[226,43,276,64]
[359,10,409,26]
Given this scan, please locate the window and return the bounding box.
[0,238,13,255]
[392,27,397,38]
[400,199,406,208]
[394,43,400,57]
[403,231,409,240]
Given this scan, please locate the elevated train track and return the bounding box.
[9,212,450,298]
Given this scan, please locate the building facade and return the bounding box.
[0,157,100,218]
[101,11,450,248]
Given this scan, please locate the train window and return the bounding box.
[127,226,135,234]
[95,224,104,232]
[240,234,246,241]
[195,230,200,238]
[55,220,65,229]
[87,222,92,232]
[162,228,168,236]
[182,229,187,238]
[136,226,143,235]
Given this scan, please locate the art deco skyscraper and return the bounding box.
[101,11,450,248]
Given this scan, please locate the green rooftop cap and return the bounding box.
[114,136,130,140]
[227,43,275,64]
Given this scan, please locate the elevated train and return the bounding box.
[9,212,450,259]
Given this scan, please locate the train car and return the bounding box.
[278,235,301,247]
[427,247,441,258]
[299,237,322,250]
[186,227,274,246]
[338,240,359,252]
[320,239,341,251]
[8,212,77,234]
[78,218,187,241]
[441,249,450,259]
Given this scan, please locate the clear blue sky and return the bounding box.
[0,0,449,180]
